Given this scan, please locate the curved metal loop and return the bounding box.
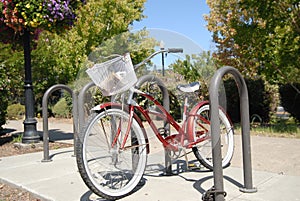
[42,84,78,162]
[208,66,257,201]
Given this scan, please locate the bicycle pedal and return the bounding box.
[188,163,202,170]
[188,163,196,168]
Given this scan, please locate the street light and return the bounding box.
[160,40,165,76]
[22,29,39,144]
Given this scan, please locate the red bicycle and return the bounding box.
[76,49,234,200]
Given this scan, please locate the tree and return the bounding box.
[0,61,9,129]
[74,0,146,54]
[205,0,300,84]
[1,0,86,142]
[30,0,148,101]
[279,83,300,122]
[170,50,273,123]
[1,0,148,101]
[86,29,157,67]
[0,43,24,103]
[0,0,147,137]
[171,51,217,98]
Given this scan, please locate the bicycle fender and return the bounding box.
[189,101,209,115]
[188,100,231,118]
[187,101,233,134]
[186,101,209,141]
[91,102,120,111]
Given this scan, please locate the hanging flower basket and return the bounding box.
[0,0,86,43]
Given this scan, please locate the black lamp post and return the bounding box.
[22,29,39,143]
[160,41,165,76]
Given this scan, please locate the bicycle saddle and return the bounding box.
[177,81,200,93]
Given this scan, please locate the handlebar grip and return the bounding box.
[167,48,183,53]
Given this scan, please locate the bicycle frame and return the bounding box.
[132,90,211,151]
[76,48,235,201]
[89,48,214,154]
[92,88,211,153]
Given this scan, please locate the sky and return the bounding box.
[133,0,212,51]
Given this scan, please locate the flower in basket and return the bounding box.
[0,0,86,43]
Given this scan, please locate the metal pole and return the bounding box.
[208,66,256,200]
[41,84,76,162]
[78,81,95,135]
[161,51,165,77]
[160,41,165,77]
[135,75,171,175]
[209,71,225,201]
[221,68,256,193]
[235,74,257,193]
[72,91,79,157]
[22,29,39,143]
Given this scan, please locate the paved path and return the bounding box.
[1,120,300,201]
[231,134,300,176]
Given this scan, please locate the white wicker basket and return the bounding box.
[86,53,137,96]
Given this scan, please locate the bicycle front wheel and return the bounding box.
[192,103,234,170]
[76,108,147,200]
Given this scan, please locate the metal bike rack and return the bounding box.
[77,78,171,175]
[41,81,97,162]
[135,75,172,175]
[207,66,257,201]
[41,77,170,170]
[78,81,96,135]
[41,84,78,162]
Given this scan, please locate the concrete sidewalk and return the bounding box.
[1,120,300,201]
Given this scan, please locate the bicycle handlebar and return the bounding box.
[167,48,184,53]
[134,48,183,69]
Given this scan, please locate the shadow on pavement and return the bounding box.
[39,129,74,141]
[80,178,147,201]
[192,175,243,194]
[47,149,74,161]
[1,126,74,144]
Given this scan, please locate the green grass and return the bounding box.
[250,125,300,138]
[12,134,23,143]
[235,118,300,138]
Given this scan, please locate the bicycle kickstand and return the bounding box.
[182,148,191,171]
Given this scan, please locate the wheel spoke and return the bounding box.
[192,104,234,170]
[76,109,147,200]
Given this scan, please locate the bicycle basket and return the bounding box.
[86,53,137,96]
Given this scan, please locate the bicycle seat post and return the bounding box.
[177,82,201,122]
[182,96,189,123]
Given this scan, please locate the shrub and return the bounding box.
[224,78,272,123]
[279,83,300,122]
[7,103,25,120]
[0,93,8,127]
[0,64,9,128]
[52,97,72,118]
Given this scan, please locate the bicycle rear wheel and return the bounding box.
[76,108,147,200]
[192,103,234,170]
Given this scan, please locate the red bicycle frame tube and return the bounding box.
[133,93,211,150]
[111,119,122,148]
[120,105,135,149]
[92,98,216,152]
[92,102,150,153]
[134,93,183,150]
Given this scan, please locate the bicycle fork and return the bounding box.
[109,105,138,166]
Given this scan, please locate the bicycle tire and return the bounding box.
[192,103,234,170]
[76,109,147,200]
